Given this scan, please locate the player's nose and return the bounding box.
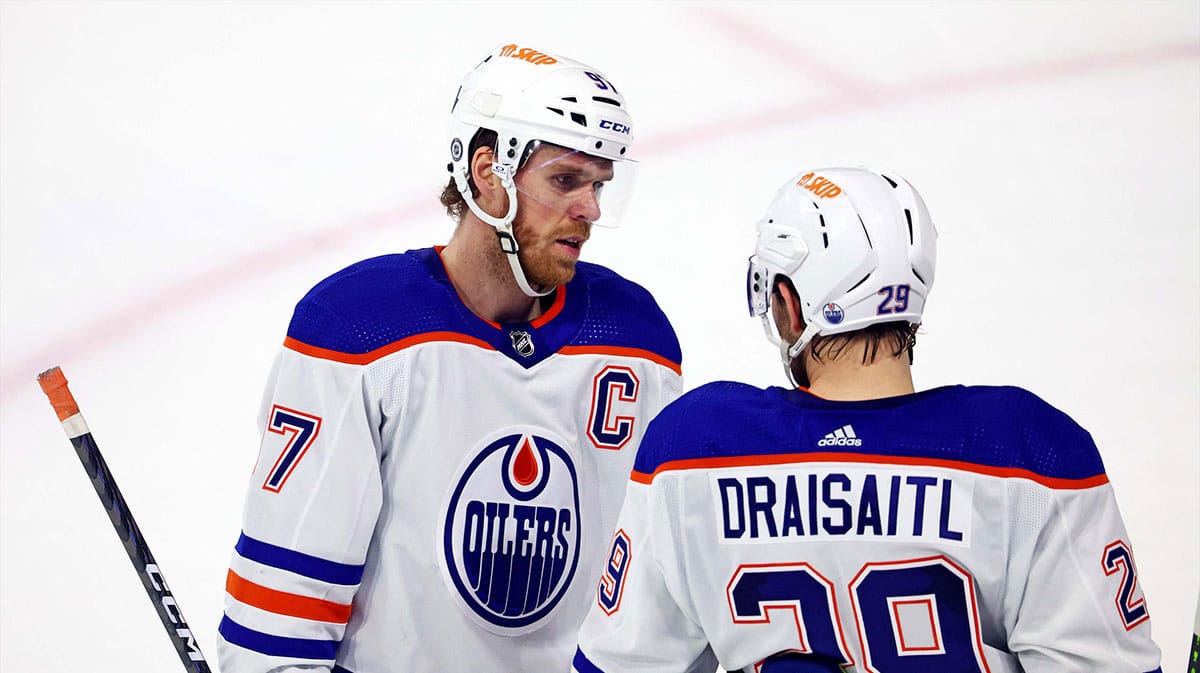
[572,187,602,223]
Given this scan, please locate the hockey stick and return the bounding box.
[37,366,212,673]
[1189,591,1199,673]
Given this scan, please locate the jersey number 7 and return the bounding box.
[261,405,323,493]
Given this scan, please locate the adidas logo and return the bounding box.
[818,424,862,447]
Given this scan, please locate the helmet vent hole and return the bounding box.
[847,274,872,292]
[561,96,578,102]
[905,209,914,244]
[593,96,620,106]
[570,112,587,127]
[912,267,927,284]
[882,174,899,188]
[822,233,829,248]
[546,107,565,116]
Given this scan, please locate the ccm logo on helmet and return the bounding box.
[498,44,558,65]
[797,172,843,199]
[599,119,631,135]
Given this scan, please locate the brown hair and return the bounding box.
[774,277,919,364]
[808,321,919,364]
[439,129,498,220]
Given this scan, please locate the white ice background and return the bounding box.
[1,2,1197,671]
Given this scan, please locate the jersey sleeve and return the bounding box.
[217,343,385,672]
[1006,479,1162,673]
[573,477,718,673]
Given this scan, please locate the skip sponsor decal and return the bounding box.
[798,172,843,199]
[498,44,558,65]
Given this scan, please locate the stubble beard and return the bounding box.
[519,248,578,289]
[512,215,583,290]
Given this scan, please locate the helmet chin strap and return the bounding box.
[457,163,555,299]
[764,313,821,389]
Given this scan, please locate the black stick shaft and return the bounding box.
[39,367,212,673]
[1189,633,1198,673]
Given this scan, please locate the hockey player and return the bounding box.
[573,167,1163,673]
[217,45,684,672]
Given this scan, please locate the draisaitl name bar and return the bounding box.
[714,467,971,543]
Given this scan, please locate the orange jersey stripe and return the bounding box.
[530,286,567,328]
[225,569,352,624]
[285,334,679,372]
[631,451,1109,490]
[284,332,495,365]
[559,345,682,375]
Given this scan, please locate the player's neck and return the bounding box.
[441,217,545,324]
[803,347,915,401]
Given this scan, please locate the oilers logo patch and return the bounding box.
[440,429,581,635]
[823,302,845,324]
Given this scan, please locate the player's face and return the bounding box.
[511,144,614,288]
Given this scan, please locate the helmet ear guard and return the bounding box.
[746,167,938,383]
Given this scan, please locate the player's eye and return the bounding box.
[552,174,581,191]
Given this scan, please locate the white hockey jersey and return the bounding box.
[574,382,1163,673]
[217,247,683,673]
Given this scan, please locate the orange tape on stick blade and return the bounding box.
[37,366,80,421]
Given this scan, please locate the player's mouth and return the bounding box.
[556,236,586,257]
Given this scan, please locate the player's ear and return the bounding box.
[470,146,506,214]
[776,281,805,334]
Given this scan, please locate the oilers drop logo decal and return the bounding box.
[441,429,581,635]
[823,302,845,324]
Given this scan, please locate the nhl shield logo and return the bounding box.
[509,329,535,357]
[441,429,581,634]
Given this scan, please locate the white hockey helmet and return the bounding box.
[746,166,937,370]
[447,44,637,296]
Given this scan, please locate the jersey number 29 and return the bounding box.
[727,557,990,672]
